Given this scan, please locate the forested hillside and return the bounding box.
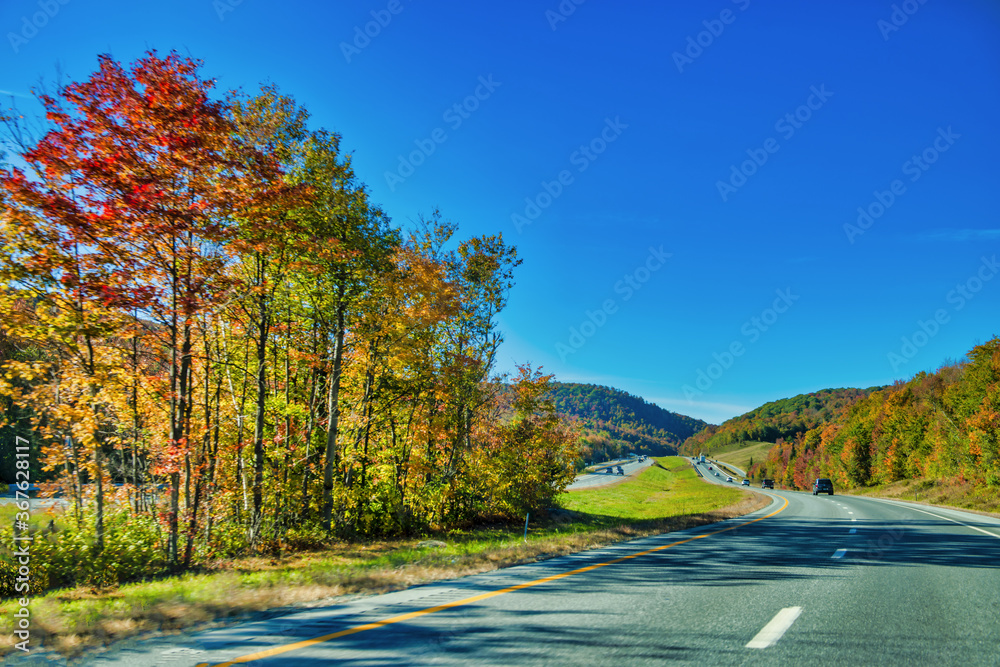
[750,338,1000,503]
[547,383,708,461]
[0,52,578,592]
[681,387,876,455]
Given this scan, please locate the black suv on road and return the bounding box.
[813,478,834,495]
[761,479,774,489]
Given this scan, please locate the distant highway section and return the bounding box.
[566,457,654,490]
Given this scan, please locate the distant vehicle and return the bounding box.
[741,479,750,486]
[761,479,774,489]
[700,454,706,463]
[707,466,712,470]
[714,471,720,476]
[616,465,624,476]
[727,476,734,483]
[813,478,834,495]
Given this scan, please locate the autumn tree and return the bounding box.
[0,51,283,565]
[287,130,398,533]
[224,85,310,546]
[471,365,577,519]
[1,48,589,597]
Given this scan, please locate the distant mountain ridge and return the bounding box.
[546,382,709,461]
[749,338,1000,504]
[680,387,879,455]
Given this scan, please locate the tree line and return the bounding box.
[748,338,999,495]
[681,387,874,454]
[547,382,707,461]
[0,51,577,581]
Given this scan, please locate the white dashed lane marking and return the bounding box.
[746,607,803,649]
[832,549,847,559]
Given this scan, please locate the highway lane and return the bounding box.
[707,458,746,478]
[0,497,68,512]
[691,458,746,486]
[76,468,1000,666]
[566,457,654,490]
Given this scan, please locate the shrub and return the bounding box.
[282,523,332,551]
[205,521,249,560]
[0,509,167,598]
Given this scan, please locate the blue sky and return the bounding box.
[2,0,998,423]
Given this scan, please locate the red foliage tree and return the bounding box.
[1,51,282,564]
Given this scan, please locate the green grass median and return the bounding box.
[563,456,750,522]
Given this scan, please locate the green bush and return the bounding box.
[282,523,332,551]
[0,509,167,597]
[0,558,17,598]
[205,520,250,559]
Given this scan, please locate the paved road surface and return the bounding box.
[0,497,67,511]
[566,458,654,490]
[23,463,1000,666]
[692,457,746,479]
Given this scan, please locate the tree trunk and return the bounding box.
[322,285,346,533]
[251,268,270,545]
[354,339,378,525]
[301,362,318,516]
[94,447,104,553]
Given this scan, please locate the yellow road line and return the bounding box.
[205,495,790,666]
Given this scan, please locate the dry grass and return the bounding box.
[849,476,1000,517]
[709,441,774,472]
[0,460,769,660]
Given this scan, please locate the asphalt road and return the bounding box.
[567,457,654,490]
[0,497,67,511]
[38,463,1000,666]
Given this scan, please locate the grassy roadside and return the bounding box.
[845,476,1000,517]
[0,457,768,659]
[706,441,773,472]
